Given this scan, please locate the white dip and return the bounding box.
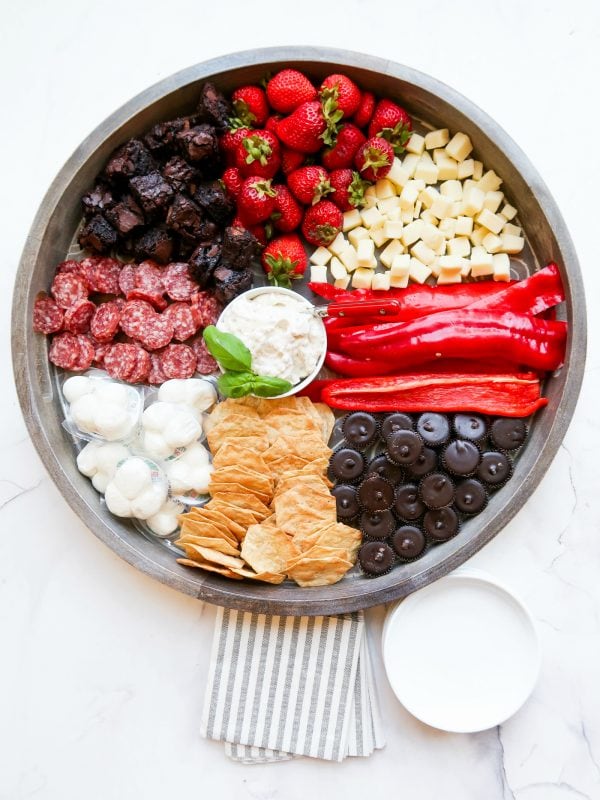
[218,291,325,386]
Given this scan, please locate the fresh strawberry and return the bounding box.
[320,74,361,118]
[265,114,283,136]
[220,126,251,167]
[368,99,412,155]
[271,184,303,233]
[261,234,307,287]
[278,100,340,154]
[222,166,243,199]
[266,69,317,114]
[354,136,394,181]
[281,147,306,175]
[232,85,269,127]
[353,90,376,129]
[301,200,343,246]
[329,169,370,211]
[237,177,277,224]
[287,166,333,206]
[234,129,281,179]
[321,123,366,170]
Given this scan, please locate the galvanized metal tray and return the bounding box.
[11,47,586,615]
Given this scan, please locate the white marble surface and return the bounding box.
[1,1,600,797]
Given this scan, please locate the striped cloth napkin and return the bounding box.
[201,608,385,762]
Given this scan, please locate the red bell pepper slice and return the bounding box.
[326,351,537,378]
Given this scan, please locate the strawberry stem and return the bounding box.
[244,134,272,166]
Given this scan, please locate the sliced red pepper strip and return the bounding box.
[326,351,534,378]
[296,378,335,403]
[466,263,564,315]
[322,373,548,417]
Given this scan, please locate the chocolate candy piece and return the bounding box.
[332,485,360,520]
[386,430,424,465]
[392,526,426,560]
[419,472,455,509]
[329,448,366,483]
[453,413,488,442]
[442,439,480,476]
[342,412,378,449]
[423,507,460,541]
[394,483,425,521]
[454,478,488,514]
[360,510,396,540]
[358,541,395,576]
[381,413,413,441]
[357,475,395,512]
[490,418,528,450]
[416,412,450,447]
[477,451,512,486]
[366,454,404,485]
[405,447,438,479]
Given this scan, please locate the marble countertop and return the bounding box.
[2,2,599,798]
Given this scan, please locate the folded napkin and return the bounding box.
[201,608,385,762]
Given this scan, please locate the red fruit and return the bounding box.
[329,169,370,211]
[281,147,305,176]
[271,185,303,233]
[301,200,343,247]
[266,69,317,114]
[320,74,362,118]
[368,99,412,155]
[220,126,251,166]
[232,85,269,127]
[265,114,283,136]
[261,234,307,287]
[354,136,394,181]
[234,129,281,179]
[353,90,376,129]
[321,123,366,170]
[287,166,333,206]
[237,177,277,224]
[278,100,340,154]
[222,166,243,199]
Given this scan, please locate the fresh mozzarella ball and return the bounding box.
[141,402,201,457]
[114,457,152,500]
[70,394,98,431]
[131,483,168,519]
[93,443,129,492]
[63,376,93,404]
[146,499,185,537]
[164,412,202,450]
[95,404,130,440]
[158,379,217,416]
[94,381,129,406]
[104,483,132,517]
[167,443,212,494]
[76,441,103,477]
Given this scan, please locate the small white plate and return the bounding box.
[382,568,541,732]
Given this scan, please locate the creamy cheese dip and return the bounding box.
[218,291,325,386]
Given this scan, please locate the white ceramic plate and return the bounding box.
[382,568,541,732]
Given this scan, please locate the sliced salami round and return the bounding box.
[91,339,111,366]
[164,262,198,302]
[137,313,174,351]
[190,290,222,329]
[72,335,95,371]
[48,332,81,370]
[64,299,95,334]
[56,259,95,291]
[160,344,197,379]
[104,343,139,381]
[33,294,64,335]
[148,352,167,385]
[90,300,122,342]
[190,335,218,375]
[162,302,197,342]
[136,260,165,293]
[128,347,152,384]
[51,273,89,310]
[118,263,137,296]
[92,257,121,295]
[126,288,168,311]
[119,299,155,339]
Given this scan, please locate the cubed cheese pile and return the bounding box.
[309,128,524,290]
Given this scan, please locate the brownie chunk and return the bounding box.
[81,183,115,218]
[176,124,219,163]
[196,82,232,132]
[166,193,205,241]
[78,214,118,254]
[134,226,174,264]
[143,117,193,154]
[103,139,157,184]
[194,180,235,225]
[129,171,175,217]
[189,242,222,287]
[161,155,199,192]
[212,266,253,304]
[105,194,145,235]
[221,225,261,270]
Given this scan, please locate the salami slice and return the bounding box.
[72,335,95,371]
[119,300,155,339]
[128,347,151,384]
[33,294,64,334]
[162,302,197,342]
[56,259,95,291]
[51,273,89,310]
[163,262,198,302]
[90,300,122,342]
[190,290,222,329]
[104,343,139,381]
[91,339,111,366]
[126,288,168,311]
[63,299,95,334]
[148,352,167,385]
[136,260,165,293]
[190,335,218,375]
[92,257,121,295]
[160,344,197,379]
[48,332,81,370]
[137,313,173,350]
[118,263,137,296]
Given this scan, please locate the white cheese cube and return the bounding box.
[461,258,472,277]
[383,220,404,239]
[328,232,347,256]
[434,240,446,256]
[414,199,422,217]
[371,272,391,291]
[499,233,525,254]
[401,209,415,224]
[470,246,494,277]
[472,161,483,180]
[438,255,466,272]
[446,236,471,258]
[462,185,485,216]
[329,256,347,280]
[380,239,404,268]
[342,208,362,232]
[390,253,411,275]
[420,209,438,226]
[438,218,456,239]
[378,196,402,216]
[477,170,503,193]
[432,148,447,165]
[408,257,432,284]
[375,178,396,200]
[348,226,369,247]
[437,271,462,285]
[401,219,425,247]
[430,194,454,220]
[399,182,419,209]
[419,149,434,164]
[502,222,522,237]
[368,254,378,268]
[351,267,374,289]
[356,238,375,267]
[424,128,450,150]
[421,222,445,251]
[309,246,332,266]
[436,156,459,181]
[483,191,504,213]
[457,159,474,180]
[493,253,511,282]
[339,245,359,272]
[482,232,503,253]
[369,224,389,248]
[445,132,473,162]
[387,157,411,188]
[406,133,425,155]
[360,205,385,229]
[390,272,410,288]
[440,180,463,201]
[429,256,441,278]
[500,203,518,221]
[414,158,439,184]
[476,208,505,235]
[386,206,403,221]
[401,153,420,179]
[334,275,351,289]
[455,216,474,236]
[411,240,436,266]
[452,201,464,217]
[363,185,378,208]
[309,264,328,283]
[419,186,440,210]
[469,226,487,247]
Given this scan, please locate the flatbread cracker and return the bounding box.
[241,522,300,575]
[286,555,353,587]
[176,558,244,579]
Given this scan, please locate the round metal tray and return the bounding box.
[12,47,586,615]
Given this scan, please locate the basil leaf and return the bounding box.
[251,375,293,397]
[203,326,252,372]
[216,371,256,398]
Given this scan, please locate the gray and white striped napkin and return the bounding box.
[201,608,385,762]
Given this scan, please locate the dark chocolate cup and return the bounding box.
[341,412,380,450]
[440,439,482,478]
